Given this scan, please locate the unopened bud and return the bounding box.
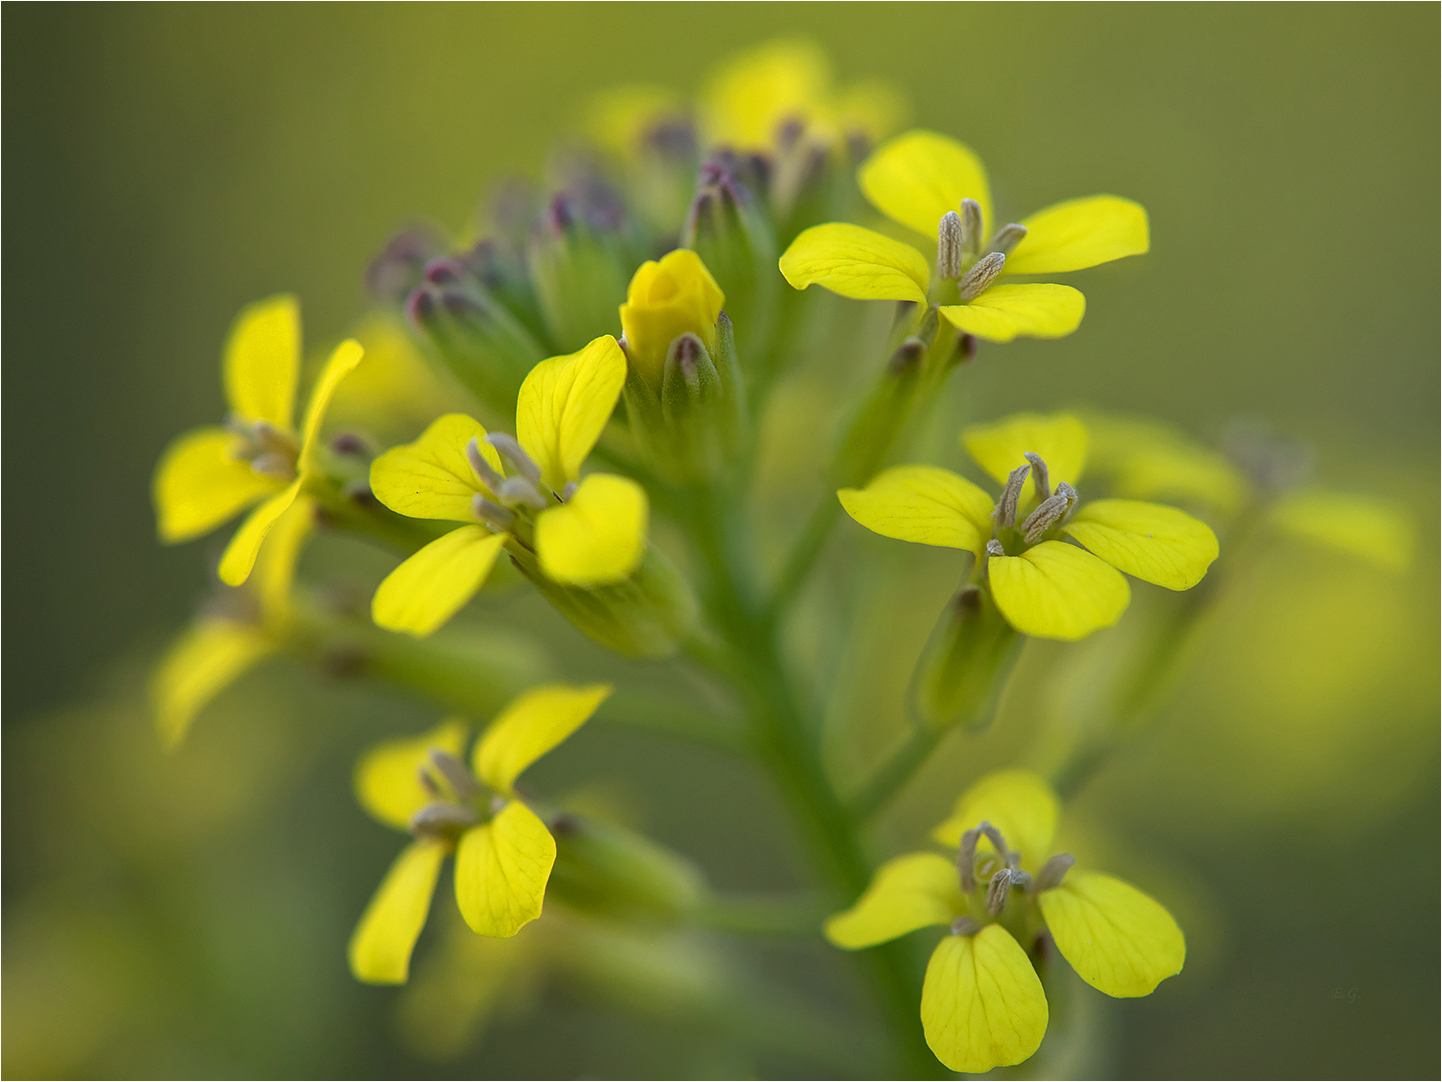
[937,210,965,279]
[958,252,1006,302]
[887,336,926,374]
[987,223,1028,255]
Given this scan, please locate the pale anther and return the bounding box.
[497,476,549,510]
[251,420,300,458]
[472,493,515,532]
[1023,452,1051,500]
[936,210,965,279]
[987,223,1028,255]
[959,198,984,255]
[1021,483,1078,544]
[429,749,482,800]
[486,432,543,486]
[417,764,442,799]
[992,463,1031,528]
[986,539,1005,557]
[409,801,480,837]
[561,481,579,502]
[978,821,1015,869]
[1035,852,1076,891]
[957,252,1006,302]
[958,826,981,893]
[465,437,505,492]
[951,916,981,937]
[250,453,295,480]
[985,867,1013,915]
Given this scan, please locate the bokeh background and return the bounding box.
[4,4,1437,1078]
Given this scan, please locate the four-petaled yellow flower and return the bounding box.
[839,411,1219,640]
[618,249,725,392]
[368,335,647,637]
[826,769,1185,1074]
[779,130,1149,342]
[152,295,362,585]
[348,684,611,985]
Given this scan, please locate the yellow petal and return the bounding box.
[1038,871,1185,997]
[297,338,365,473]
[939,283,1085,344]
[617,250,725,392]
[824,853,964,949]
[920,927,1048,1074]
[534,473,647,586]
[370,414,498,522]
[348,840,446,985]
[962,411,1090,502]
[837,466,993,551]
[988,541,1130,641]
[832,79,909,145]
[700,38,830,149]
[1084,413,1245,514]
[859,129,992,238]
[1271,489,1415,571]
[152,426,283,543]
[1064,499,1219,590]
[473,684,611,796]
[150,619,273,748]
[252,495,315,627]
[454,801,556,937]
[516,336,627,493]
[217,479,303,588]
[354,719,470,831]
[223,294,300,429]
[778,223,930,304]
[586,84,682,157]
[931,769,1060,869]
[372,527,507,638]
[1005,195,1150,276]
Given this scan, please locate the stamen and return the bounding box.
[937,210,965,279]
[497,476,549,510]
[1035,853,1076,891]
[978,821,1015,868]
[251,421,300,458]
[992,464,1031,528]
[250,453,295,480]
[986,539,1006,557]
[471,493,515,532]
[465,437,505,492]
[957,252,1006,302]
[951,916,981,936]
[958,826,981,892]
[561,481,579,502]
[409,801,481,837]
[985,868,1014,915]
[959,198,984,255]
[428,749,482,801]
[1023,452,1051,500]
[485,433,544,487]
[417,765,442,799]
[1021,482,1078,544]
[987,223,1028,255]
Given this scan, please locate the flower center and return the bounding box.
[935,197,1029,296]
[228,418,299,481]
[986,453,1078,556]
[409,748,500,841]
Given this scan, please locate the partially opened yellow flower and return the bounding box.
[152,295,363,585]
[779,130,1149,342]
[826,769,1184,1073]
[349,684,611,985]
[618,249,725,392]
[838,411,1218,640]
[368,335,646,637]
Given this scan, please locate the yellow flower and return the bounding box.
[838,411,1218,640]
[149,496,314,747]
[618,250,725,392]
[368,335,646,637]
[151,295,362,585]
[825,770,1184,1074]
[348,684,611,985]
[779,130,1149,343]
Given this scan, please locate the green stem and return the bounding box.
[694,891,829,936]
[848,725,944,821]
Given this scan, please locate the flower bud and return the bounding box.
[366,225,447,306]
[546,812,704,924]
[529,193,633,352]
[617,249,725,393]
[911,584,1022,732]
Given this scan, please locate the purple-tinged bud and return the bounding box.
[366,224,446,306]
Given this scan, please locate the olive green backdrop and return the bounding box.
[5,4,1438,1079]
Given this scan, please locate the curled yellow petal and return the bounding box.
[516,336,627,493]
[297,338,365,473]
[859,129,992,238]
[921,926,1048,1074]
[988,541,1130,641]
[151,619,273,748]
[1065,499,1219,590]
[931,769,1060,869]
[372,527,507,638]
[473,684,611,796]
[1271,489,1415,571]
[355,718,470,831]
[1039,871,1185,997]
[939,283,1085,344]
[370,414,498,522]
[223,294,300,430]
[1005,195,1150,276]
[535,473,648,586]
[454,800,556,937]
[152,426,283,543]
[217,478,303,588]
[962,411,1090,501]
[778,223,929,304]
[824,853,964,949]
[618,250,725,392]
[349,839,446,985]
[252,495,315,628]
[837,466,993,552]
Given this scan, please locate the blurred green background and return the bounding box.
[4,4,1437,1078]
